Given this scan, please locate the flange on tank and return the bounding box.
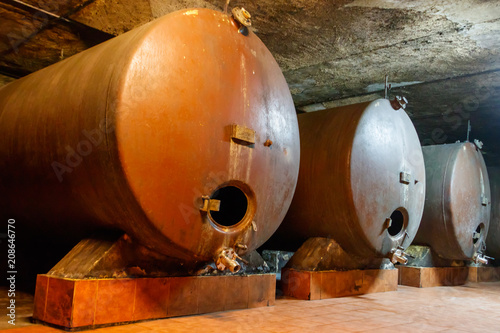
[485,167,499,260]
[0,8,300,272]
[271,97,426,264]
[413,141,491,263]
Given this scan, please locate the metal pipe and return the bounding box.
[221,254,241,273]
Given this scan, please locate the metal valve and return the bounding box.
[389,246,409,264]
[215,247,241,273]
[472,253,492,265]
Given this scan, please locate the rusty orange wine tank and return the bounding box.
[0,8,300,267]
[273,98,426,259]
[413,142,491,261]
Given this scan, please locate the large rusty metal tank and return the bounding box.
[272,98,426,259]
[0,8,300,266]
[486,167,500,259]
[413,142,491,261]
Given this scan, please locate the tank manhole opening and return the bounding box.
[209,186,248,227]
[388,209,405,237]
[473,223,485,244]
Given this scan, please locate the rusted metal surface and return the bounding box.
[414,142,491,261]
[486,167,500,259]
[0,8,300,264]
[272,98,426,259]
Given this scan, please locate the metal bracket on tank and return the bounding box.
[200,196,220,212]
[390,96,408,110]
[231,124,256,146]
[399,172,411,185]
[236,243,248,250]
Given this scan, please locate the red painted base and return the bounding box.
[33,273,275,329]
[398,266,476,287]
[281,268,398,300]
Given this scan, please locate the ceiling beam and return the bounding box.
[0,0,114,60]
[0,65,31,78]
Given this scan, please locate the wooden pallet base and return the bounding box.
[398,266,475,287]
[33,273,275,330]
[468,266,500,282]
[281,268,398,300]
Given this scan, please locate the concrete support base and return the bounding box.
[398,266,474,287]
[32,273,275,330]
[281,268,398,300]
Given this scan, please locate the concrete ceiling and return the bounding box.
[1,0,499,164]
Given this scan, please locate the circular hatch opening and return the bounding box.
[388,209,406,237]
[209,186,248,227]
[473,223,485,244]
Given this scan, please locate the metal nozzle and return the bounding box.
[473,253,489,265]
[215,248,241,273]
[389,247,409,264]
[220,253,241,272]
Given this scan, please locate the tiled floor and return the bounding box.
[1,282,500,332]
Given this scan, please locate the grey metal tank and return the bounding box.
[272,98,426,261]
[413,142,491,261]
[486,167,500,259]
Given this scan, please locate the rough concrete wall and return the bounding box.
[393,71,500,164]
[230,0,500,106]
[2,0,498,91]
[71,0,153,35]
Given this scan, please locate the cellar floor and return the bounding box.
[1,282,499,332]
